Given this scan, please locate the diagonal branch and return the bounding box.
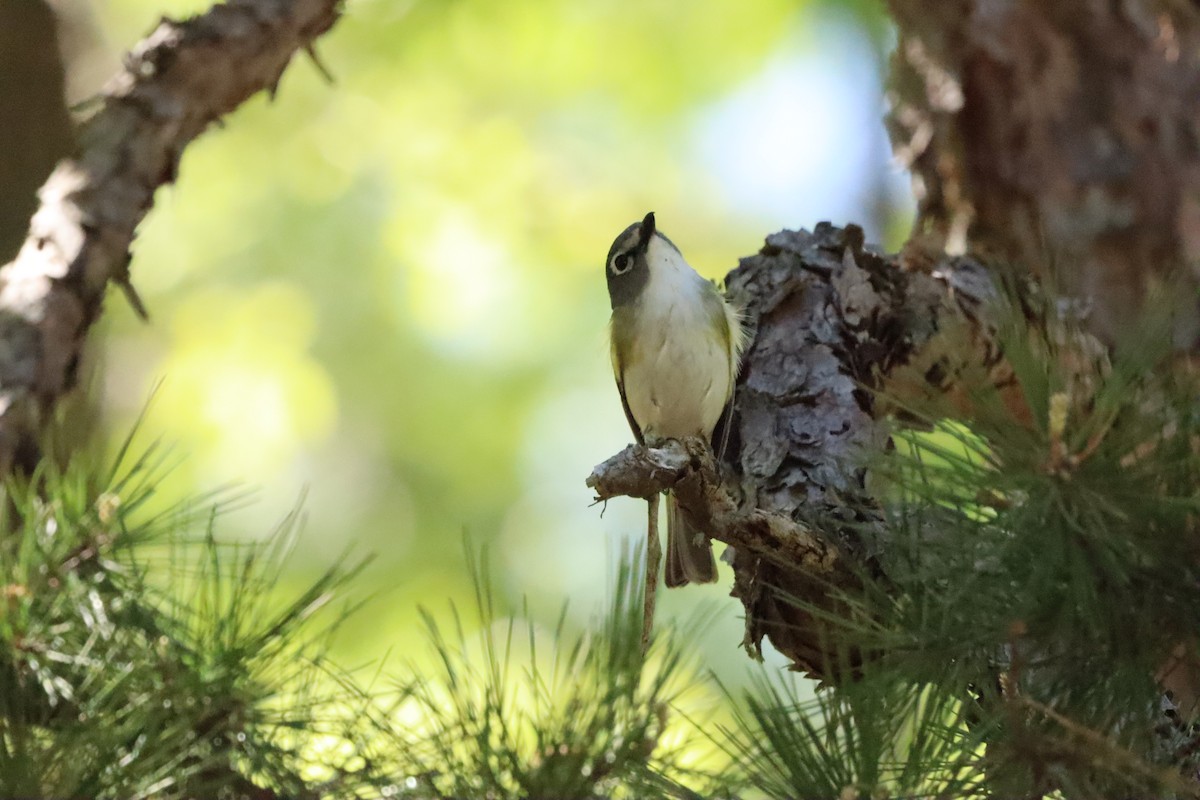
[588,437,857,669]
[587,439,842,575]
[0,0,343,474]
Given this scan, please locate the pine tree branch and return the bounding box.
[0,0,343,475]
[587,439,843,575]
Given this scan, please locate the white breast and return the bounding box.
[622,238,734,441]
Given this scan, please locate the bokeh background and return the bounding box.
[61,0,912,685]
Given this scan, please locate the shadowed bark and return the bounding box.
[886,0,1200,346]
[0,0,74,264]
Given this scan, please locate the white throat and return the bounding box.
[644,236,704,295]
[621,235,734,440]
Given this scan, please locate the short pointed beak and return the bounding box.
[638,211,656,247]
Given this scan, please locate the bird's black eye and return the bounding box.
[611,252,632,275]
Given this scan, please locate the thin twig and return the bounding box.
[642,494,660,654]
[1016,695,1200,798]
[588,438,842,573]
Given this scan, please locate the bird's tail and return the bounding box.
[664,492,716,587]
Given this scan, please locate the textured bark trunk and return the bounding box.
[886,0,1200,345]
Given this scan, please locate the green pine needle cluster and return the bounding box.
[720,667,986,799]
[6,282,1200,799]
[362,549,734,799]
[0,437,381,799]
[751,283,1200,799]
[0,434,738,799]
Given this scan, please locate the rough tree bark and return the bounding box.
[887,0,1200,345]
[0,0,343,474]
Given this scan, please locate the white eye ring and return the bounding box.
[610,252,633,275]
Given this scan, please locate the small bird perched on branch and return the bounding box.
[605,212,747,594]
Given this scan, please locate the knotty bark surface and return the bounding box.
[887,1,1200,345]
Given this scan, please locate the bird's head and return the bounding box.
[605,212,683,309]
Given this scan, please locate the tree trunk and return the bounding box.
[886,0,1200,346]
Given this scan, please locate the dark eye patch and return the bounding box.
[611,252,632,275]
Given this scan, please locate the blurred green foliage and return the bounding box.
[80,0,903,679]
